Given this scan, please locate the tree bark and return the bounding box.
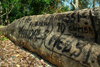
[70,0,79,10]
[93,0,95,8]
[0,7,100,67]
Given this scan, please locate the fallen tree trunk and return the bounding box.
[0,7,100,67]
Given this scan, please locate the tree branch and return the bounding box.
[0,2,17,17]
[70,2,76,8]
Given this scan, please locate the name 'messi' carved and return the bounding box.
[0,7,100,67]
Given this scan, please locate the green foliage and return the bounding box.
[1,0,69,25]
[79,0,91,9]
[61,6,69,11]
[1,37,6,41]
[0,32,7,41]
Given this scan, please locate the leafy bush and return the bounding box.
[0,32,7,41]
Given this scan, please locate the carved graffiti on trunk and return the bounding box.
[1,7,100,67]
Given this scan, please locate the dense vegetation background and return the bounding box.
[0,0,100,25]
